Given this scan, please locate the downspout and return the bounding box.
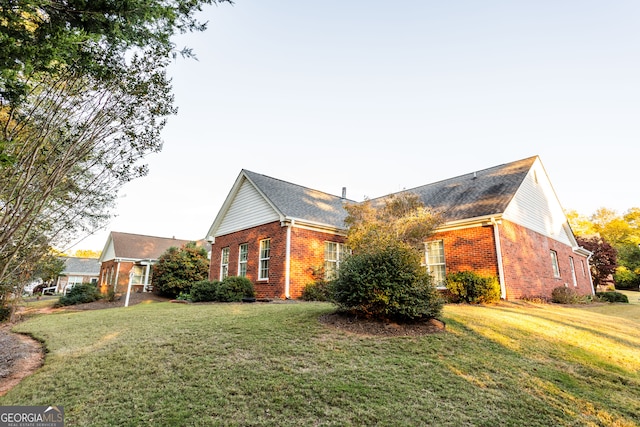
[114,260,121,294]
[143,263,151,292]
[284,219,294,299]
[491,218,507,299]
[586,252,595,295]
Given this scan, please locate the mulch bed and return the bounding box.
[319,313,446,337]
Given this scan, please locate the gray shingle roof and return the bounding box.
[62,257,100,275]
[384,156,537,222]
[242,156,536,229]
[243,170,353,228]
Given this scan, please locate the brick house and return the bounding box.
[55,257,101,294]
[98,232,192,294]
[207,156,594,300]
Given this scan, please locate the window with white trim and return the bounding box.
[550,250,560,278]
[220,247,230,280]
[425,240,446,288]
[238,244,248,277]
[580,259,587,277]
[569,256,577,286]
[68,276,83,286]
[259,239,270,280]
[324,242,346,280]
[131,266,145,285]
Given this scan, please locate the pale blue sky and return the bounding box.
[68,1,640,251]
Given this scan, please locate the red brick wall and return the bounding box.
[98,260,136,294]
[432,226,499,278]
[498,219,593,299]
[210,222,345,299]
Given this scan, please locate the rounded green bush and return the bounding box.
[596,291,629,303]
[332,244,443,322]
[551,286,580,304]
[190,280,221,302]
[445,271,501,304]
[56,283,100,307]
[301,280,333,301]
[217,276,255,302]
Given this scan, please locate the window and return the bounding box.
[68,276,83,286]
[220,247,230,280]
[131,266,145,285]
[324,242,346,280]
[569,256,577,286]
[550,250,560,278]
[91,278,98,285]
[425,240,446,288]
[580,259,587,277]
[259,239,270,280]
[238,244,248,277]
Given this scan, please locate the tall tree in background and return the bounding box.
[0,0,231,315]
[568,207,640,290]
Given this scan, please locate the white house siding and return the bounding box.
[216,179,280,237]
[101,240,116,262]
[503,159,573,246]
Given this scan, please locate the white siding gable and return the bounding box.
[215,179,280,237]
[503,159,573,246]
[99,237,116,262]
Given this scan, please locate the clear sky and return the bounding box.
[67,0,640,252]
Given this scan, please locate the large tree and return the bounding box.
[0,0,230,314]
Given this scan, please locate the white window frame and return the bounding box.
[220,247,230,280]
[238,243,248,277]
[550,250,560,278]
[425,240,446,288]
[569,256,577,286]
[324,242,346,280]
[131,266,145,285]
[259,239,270,281]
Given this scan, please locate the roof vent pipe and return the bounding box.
[473,171,477,179]
[341,187,347,200]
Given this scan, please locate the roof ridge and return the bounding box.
[111,231,192,241]
[243,169,355,202]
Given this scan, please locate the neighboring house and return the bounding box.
[55,257,101,294]
[206,156,594,300]
[98,232,192,294]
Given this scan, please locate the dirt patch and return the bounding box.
[0,326,44,397]
[319,313,445,337]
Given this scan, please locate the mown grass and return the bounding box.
[2,299,639,426]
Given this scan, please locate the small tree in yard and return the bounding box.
[333,193,444,322]
[576,236,617,290]
[152,243,209,299]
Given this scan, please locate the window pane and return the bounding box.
[550,250,560,278]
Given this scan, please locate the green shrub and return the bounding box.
[445,271,501,304]
[332,244,443,322]
[551,286,581,304]
[190,280,221,302]
[56,283,101,307]
[216,276,255,302]
[596,291,629,303]
[301,280,333,301]
[152,243,209,298]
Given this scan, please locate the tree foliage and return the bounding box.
[1,0,232,105]
[568,207,640,290]
[344,192,442,253]
[0,0,229,306]
[576,236,617,289]
[335,193,443,322]
[152,243,209,298]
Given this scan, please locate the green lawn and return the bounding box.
[2,299,639,426]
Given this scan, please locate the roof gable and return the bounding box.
[378,156,537,222]
[208,170,352,238]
